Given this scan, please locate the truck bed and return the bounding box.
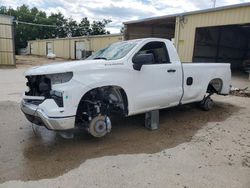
[181,63,231,104]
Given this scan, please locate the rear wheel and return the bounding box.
[200,97,214,111]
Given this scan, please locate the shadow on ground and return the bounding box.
[0,101,240,182]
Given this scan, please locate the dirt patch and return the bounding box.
[242,156,250,168]
[230,88,250,97]
[0,100,239,183]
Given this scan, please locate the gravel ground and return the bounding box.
[0,56,250,188]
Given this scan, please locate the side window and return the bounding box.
[136,41,170,64]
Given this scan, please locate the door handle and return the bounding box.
[167,69,176,73]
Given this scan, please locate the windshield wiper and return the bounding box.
[93,57,107,60]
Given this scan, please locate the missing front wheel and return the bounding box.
[88,115,112,137]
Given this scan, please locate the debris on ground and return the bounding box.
[230,87,250,97]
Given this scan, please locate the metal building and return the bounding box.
[0,14,15,66]
[124,3,250,70]
[28,34,123,60]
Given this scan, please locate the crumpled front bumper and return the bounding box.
[21,100,75,130]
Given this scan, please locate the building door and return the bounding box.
[30,43,35,54]
[193,24,250,71]
[46,42,53,55]
[75,41,85,60]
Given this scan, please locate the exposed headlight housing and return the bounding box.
[46,72,73,85]
[25,72,73,107]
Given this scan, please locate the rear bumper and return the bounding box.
[21,100,75,130]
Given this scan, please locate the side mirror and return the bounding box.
[132,53,155,71]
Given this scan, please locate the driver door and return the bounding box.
[131,41,182,113]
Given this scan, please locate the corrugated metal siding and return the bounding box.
[0,15,15,66]
[125,24,175,40]
[54,39,70,59]
[176,6,250,62]
[28,34,123,59]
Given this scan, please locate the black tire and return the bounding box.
[200,97,214,111]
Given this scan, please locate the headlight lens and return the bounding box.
[46,72,73,85]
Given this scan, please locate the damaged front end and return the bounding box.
[21,72,75,130]
[25,72,73,106]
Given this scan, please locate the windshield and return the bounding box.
[87,40,139,60]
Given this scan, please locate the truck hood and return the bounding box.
[24,59,117,76]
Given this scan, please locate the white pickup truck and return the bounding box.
[21,38,231,137]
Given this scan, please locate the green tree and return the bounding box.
[91,19,112,35]
[65,17,79,37]
[78,17,91,36]
[120,26,125,33]
[48,12,68,38]
[0,5,112,53]
[0,6,8,14]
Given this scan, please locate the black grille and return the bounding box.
[25,75,51,97]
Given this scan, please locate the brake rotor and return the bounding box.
[88,115,111,137]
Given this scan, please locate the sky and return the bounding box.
[1,0,250,33]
